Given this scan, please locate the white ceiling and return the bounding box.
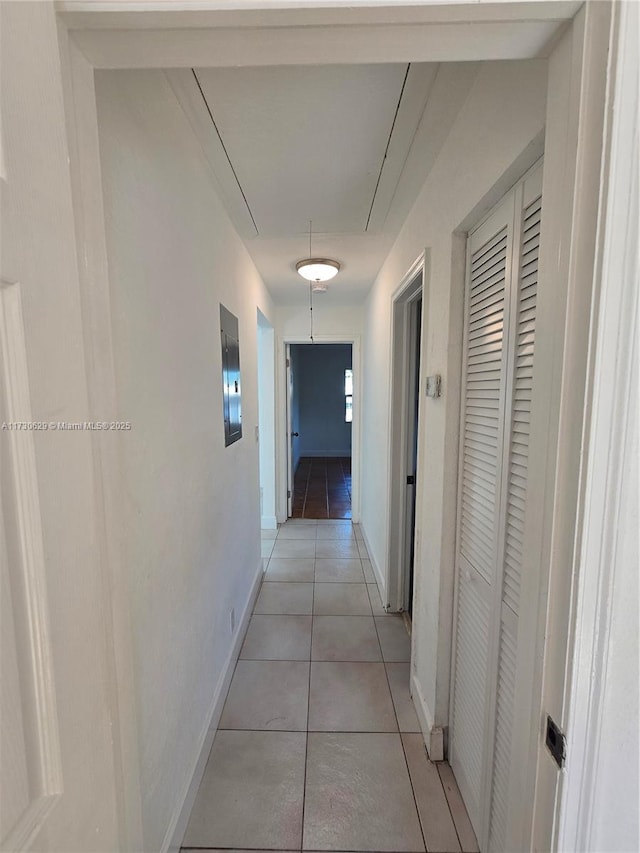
[69,2,579,306]
[167,60,478,304]
[194,64,410,237]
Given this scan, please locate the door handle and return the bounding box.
[292,432,299,437]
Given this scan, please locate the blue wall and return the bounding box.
[290,343,352,458]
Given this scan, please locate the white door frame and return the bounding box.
[387,254,424,612]
[556,3,638,849]
[277,335,361,523]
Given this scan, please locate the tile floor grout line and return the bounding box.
[300,562,316,851]
[373,611,428,853]
[437,763,468,853]
[399,717,430,853]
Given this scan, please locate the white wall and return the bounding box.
[257,312,277,528]
[95,69,274,852]
[360,59,547,734]
[277,302,364,341]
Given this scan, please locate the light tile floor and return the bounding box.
[182,520,478,853]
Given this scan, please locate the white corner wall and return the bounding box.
[95,69,274,852]
[360,59,548,736]
[257,312,277,529]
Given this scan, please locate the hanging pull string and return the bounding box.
[309,220,313,342]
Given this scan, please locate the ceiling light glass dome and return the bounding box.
[296,258,340,282]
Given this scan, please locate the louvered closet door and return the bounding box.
[487,168,542,853]
[450,192,516,838]
[450,163,542,852]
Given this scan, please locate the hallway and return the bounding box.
[181,520,478,852]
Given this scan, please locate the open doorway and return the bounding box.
[287,343,353,519]
[388,261,423,614]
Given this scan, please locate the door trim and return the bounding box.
[277,335,361,523]
[387,254,424,613]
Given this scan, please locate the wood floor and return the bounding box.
[292,456,352,519]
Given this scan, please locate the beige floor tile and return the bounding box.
[357,540,370,558]
[308,662,397,732]
[240,615,312,660]
[266,558,315,582]
[362,558,376,582]
[271,540,317,559]
[303,732,425,852]
[313,582,371,615]
[367,582,391,616]
[315,539,360,559]
[254,582,314,615]
[314,558,364,583]
[385,662,421,732]
[220,660,310,731]
[437,763,479,852]
[315,524,355,540]
[375,615,411,662]
[402,734,461,853]
[285,518,318,526]
[183,730,305,850]
[261,540,275,558]
[277,526,318,540]
[312,615,381,662]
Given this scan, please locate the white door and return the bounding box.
[450,164,542,852]
[1,4,121,850]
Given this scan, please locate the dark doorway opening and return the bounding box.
[288,343,352,519]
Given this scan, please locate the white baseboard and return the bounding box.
[360,525,386,603]
[163,558,264,853]
[410,671,444,761]
[261,515,278,530]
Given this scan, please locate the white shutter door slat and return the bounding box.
[452,205,512,840]
[459,219,507,586]
[488,609,518,853]
[487,189,540,850]
[452,166,542,852]
[451,565,492,831]
[502,193,540,619]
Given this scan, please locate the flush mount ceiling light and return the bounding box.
[296,258,340,282]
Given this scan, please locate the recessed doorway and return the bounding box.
[287,343,353,519]
[388,260,423,614]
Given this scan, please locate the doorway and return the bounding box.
[388,261,424,614]
[287,343,353,519]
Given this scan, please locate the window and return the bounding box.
[345,368,353,423]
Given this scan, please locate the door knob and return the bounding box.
[292,432,299,437]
